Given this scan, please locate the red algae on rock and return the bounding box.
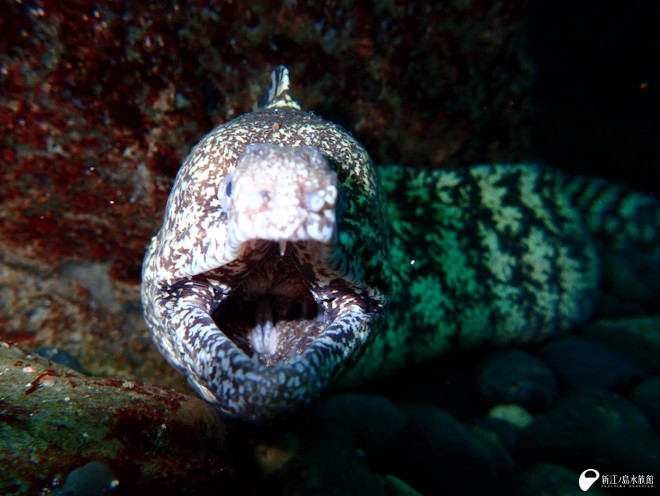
[0,0,530,388]
[0,340,248,495]
[1,0,531,282]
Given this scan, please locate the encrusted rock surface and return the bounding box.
[0,340,246,495]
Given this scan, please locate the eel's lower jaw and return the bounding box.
[184,240,377,421]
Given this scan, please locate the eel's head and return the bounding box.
[142,142,388,422]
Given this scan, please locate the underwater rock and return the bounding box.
[50,461,118,496]
[285,436,386,496]
[515,463,609,496]
[273,432,386,496]
[382,474,424,496]
[516,391,660,474]
[583,314,660,374]
[538,335,648,392]
[311,392,407,462]
[474,404,534,451]
[473,418,524,453]
[631,377,660,426]
[269,392,406,495]
[0,340,246,495]
[599,252,660,310]
[0,251,183,390]
[487,404,534,429]
[388,403,513,494]
[477,349,559,411]
[33,347,87,374]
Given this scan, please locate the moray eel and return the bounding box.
[142,66,660,422]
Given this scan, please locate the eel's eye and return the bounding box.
[218,171,234,212]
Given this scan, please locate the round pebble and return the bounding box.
[631,377,660,426]
[389,403,513,494]
[516,391,660,474]
[538,336,648,392]
[477,349,558,411]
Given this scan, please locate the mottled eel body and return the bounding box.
[142,66,660,421]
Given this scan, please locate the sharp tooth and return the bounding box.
[251,319,278,357]
[279,240,287,256]
[264,321,279,356]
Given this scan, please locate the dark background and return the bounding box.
[529,0,660,197]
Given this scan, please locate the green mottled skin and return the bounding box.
[343,163,660,383]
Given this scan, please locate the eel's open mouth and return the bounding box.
[210,240,329,367]
[168,235,377,422]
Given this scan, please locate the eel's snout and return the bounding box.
[224,143,339,259]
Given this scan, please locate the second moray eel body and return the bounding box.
[141,67,660,421]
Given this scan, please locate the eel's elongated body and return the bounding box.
[141,66,660,421]
[344,164,660,382]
